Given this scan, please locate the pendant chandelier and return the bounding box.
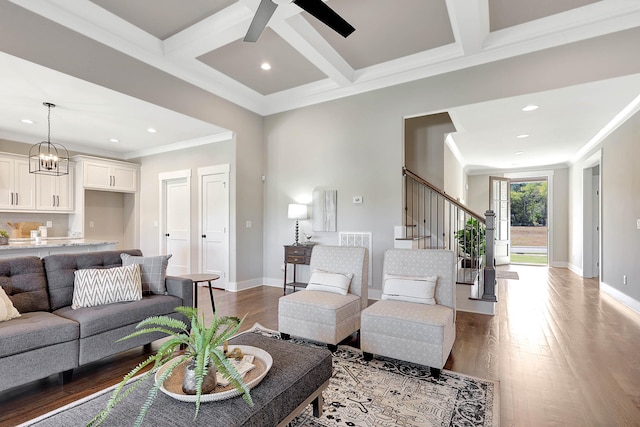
[29,102,69,176]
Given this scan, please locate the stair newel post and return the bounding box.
[483,210,497,301]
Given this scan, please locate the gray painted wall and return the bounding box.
[571,108,640,308]
[404,113,456,189]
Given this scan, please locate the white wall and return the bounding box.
[572,108,640,312]
[444,143,464,202]
[404,113,456,189]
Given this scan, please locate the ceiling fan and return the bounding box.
[244,0,355,42]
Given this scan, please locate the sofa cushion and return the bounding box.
[0,256,50,313]
[72,264,142,309]
[43,249,143,311]
[120,253,171,295]
[0,286,20,322]
[55,294,183,338]
[0,311,79,358]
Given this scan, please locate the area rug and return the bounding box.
[21,325,499,427]
[251,326,499,427]
[496,270,519,280]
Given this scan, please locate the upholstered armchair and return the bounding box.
[360,248,456,378]
[278,245,368,350]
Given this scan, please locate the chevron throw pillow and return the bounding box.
[71,264,142,309]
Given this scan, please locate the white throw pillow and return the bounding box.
[0,285,20,322]
[306,269,353,295]
[120,253,172,295]
[72,264,142,309]
[382,274,438,305]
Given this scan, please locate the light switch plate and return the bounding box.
[353,196,363,204]
[637,219,640,230]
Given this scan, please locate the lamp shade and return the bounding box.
[288,203,308,220]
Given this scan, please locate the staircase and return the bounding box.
[398,168,497,315]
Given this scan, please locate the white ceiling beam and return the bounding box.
[9,0,164,56]
[162,3,252,59]
[9,0,264,114]
[271,13,354,87]
[485,0,640,50]
[445,0,490,55]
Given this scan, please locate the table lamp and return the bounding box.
[288,204,308,245]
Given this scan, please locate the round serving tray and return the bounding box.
[155,345,272,402]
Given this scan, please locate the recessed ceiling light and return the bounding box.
[516,134,529,139]
[261,62,271,71]
[109,138,119,143]
[514,151,524,155]
[21,119,35,124]
[522,105,539,112]
[147,128,157,133]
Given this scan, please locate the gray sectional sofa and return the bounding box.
[0,249,193,393]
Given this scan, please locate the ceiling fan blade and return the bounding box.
[244,0,278,42]
[293,0,355,38]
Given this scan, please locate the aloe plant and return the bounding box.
[89,306,252,426]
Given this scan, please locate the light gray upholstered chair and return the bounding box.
[360,248,456,378]
[278,245,368,350]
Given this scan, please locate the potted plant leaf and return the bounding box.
[0,230,8,245]
[89,306,253,427]
[454,217,486,269]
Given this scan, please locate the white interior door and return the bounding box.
[200,167,229,290]
[164,177,190,276]
[490,176,511,265]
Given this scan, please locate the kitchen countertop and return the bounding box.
[0,238,119,250]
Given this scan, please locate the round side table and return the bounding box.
[180,273,220,314]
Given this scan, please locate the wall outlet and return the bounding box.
[624,275,627,285]
[46,221,52,227]
[89,221,95,228]
[637,219,640,230]
[246,220,252,228]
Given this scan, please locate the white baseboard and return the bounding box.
[567,262,583,277]
[600,281,640,315]
[227,278,264,292]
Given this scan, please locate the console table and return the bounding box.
[283,244,314,295]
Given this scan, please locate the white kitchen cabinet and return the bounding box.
[36,167,74,211]
[79,157,138,192]
[0,155,36,211]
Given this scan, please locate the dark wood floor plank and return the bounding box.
[2,266,640,426]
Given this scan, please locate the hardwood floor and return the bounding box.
[2,267,640,426]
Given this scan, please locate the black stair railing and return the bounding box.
[402,168,497,301]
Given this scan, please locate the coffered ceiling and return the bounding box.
[1,0,640,169]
